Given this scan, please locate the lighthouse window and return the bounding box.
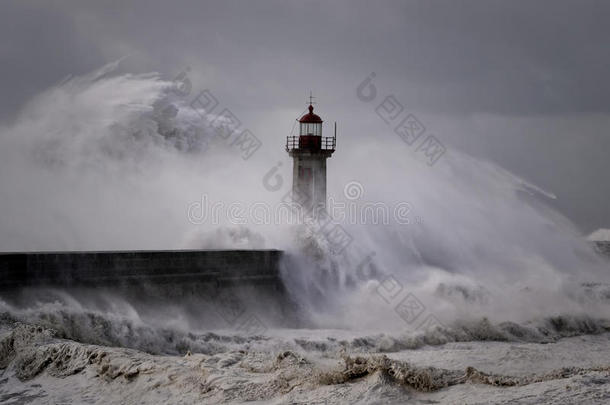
[300,123,322,136]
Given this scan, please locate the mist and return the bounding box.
[0,64,607,336]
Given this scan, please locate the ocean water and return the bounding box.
[0,306,609,404]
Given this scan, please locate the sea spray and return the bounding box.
[0,62,609,336]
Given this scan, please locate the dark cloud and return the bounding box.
[0,1,105,122]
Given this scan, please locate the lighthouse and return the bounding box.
[286,99,336,214]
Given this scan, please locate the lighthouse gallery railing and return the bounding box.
[286,135,336,152]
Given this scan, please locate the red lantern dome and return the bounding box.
[298,104,323,123]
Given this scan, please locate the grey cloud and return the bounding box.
[1,0,609,232]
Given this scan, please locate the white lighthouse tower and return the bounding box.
[286,98,336,214]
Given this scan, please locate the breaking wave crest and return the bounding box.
[1,287,609,357]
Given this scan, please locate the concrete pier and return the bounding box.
[0,249,283,289]
[0,249,297,329]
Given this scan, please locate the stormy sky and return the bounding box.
[1,0,609,233]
